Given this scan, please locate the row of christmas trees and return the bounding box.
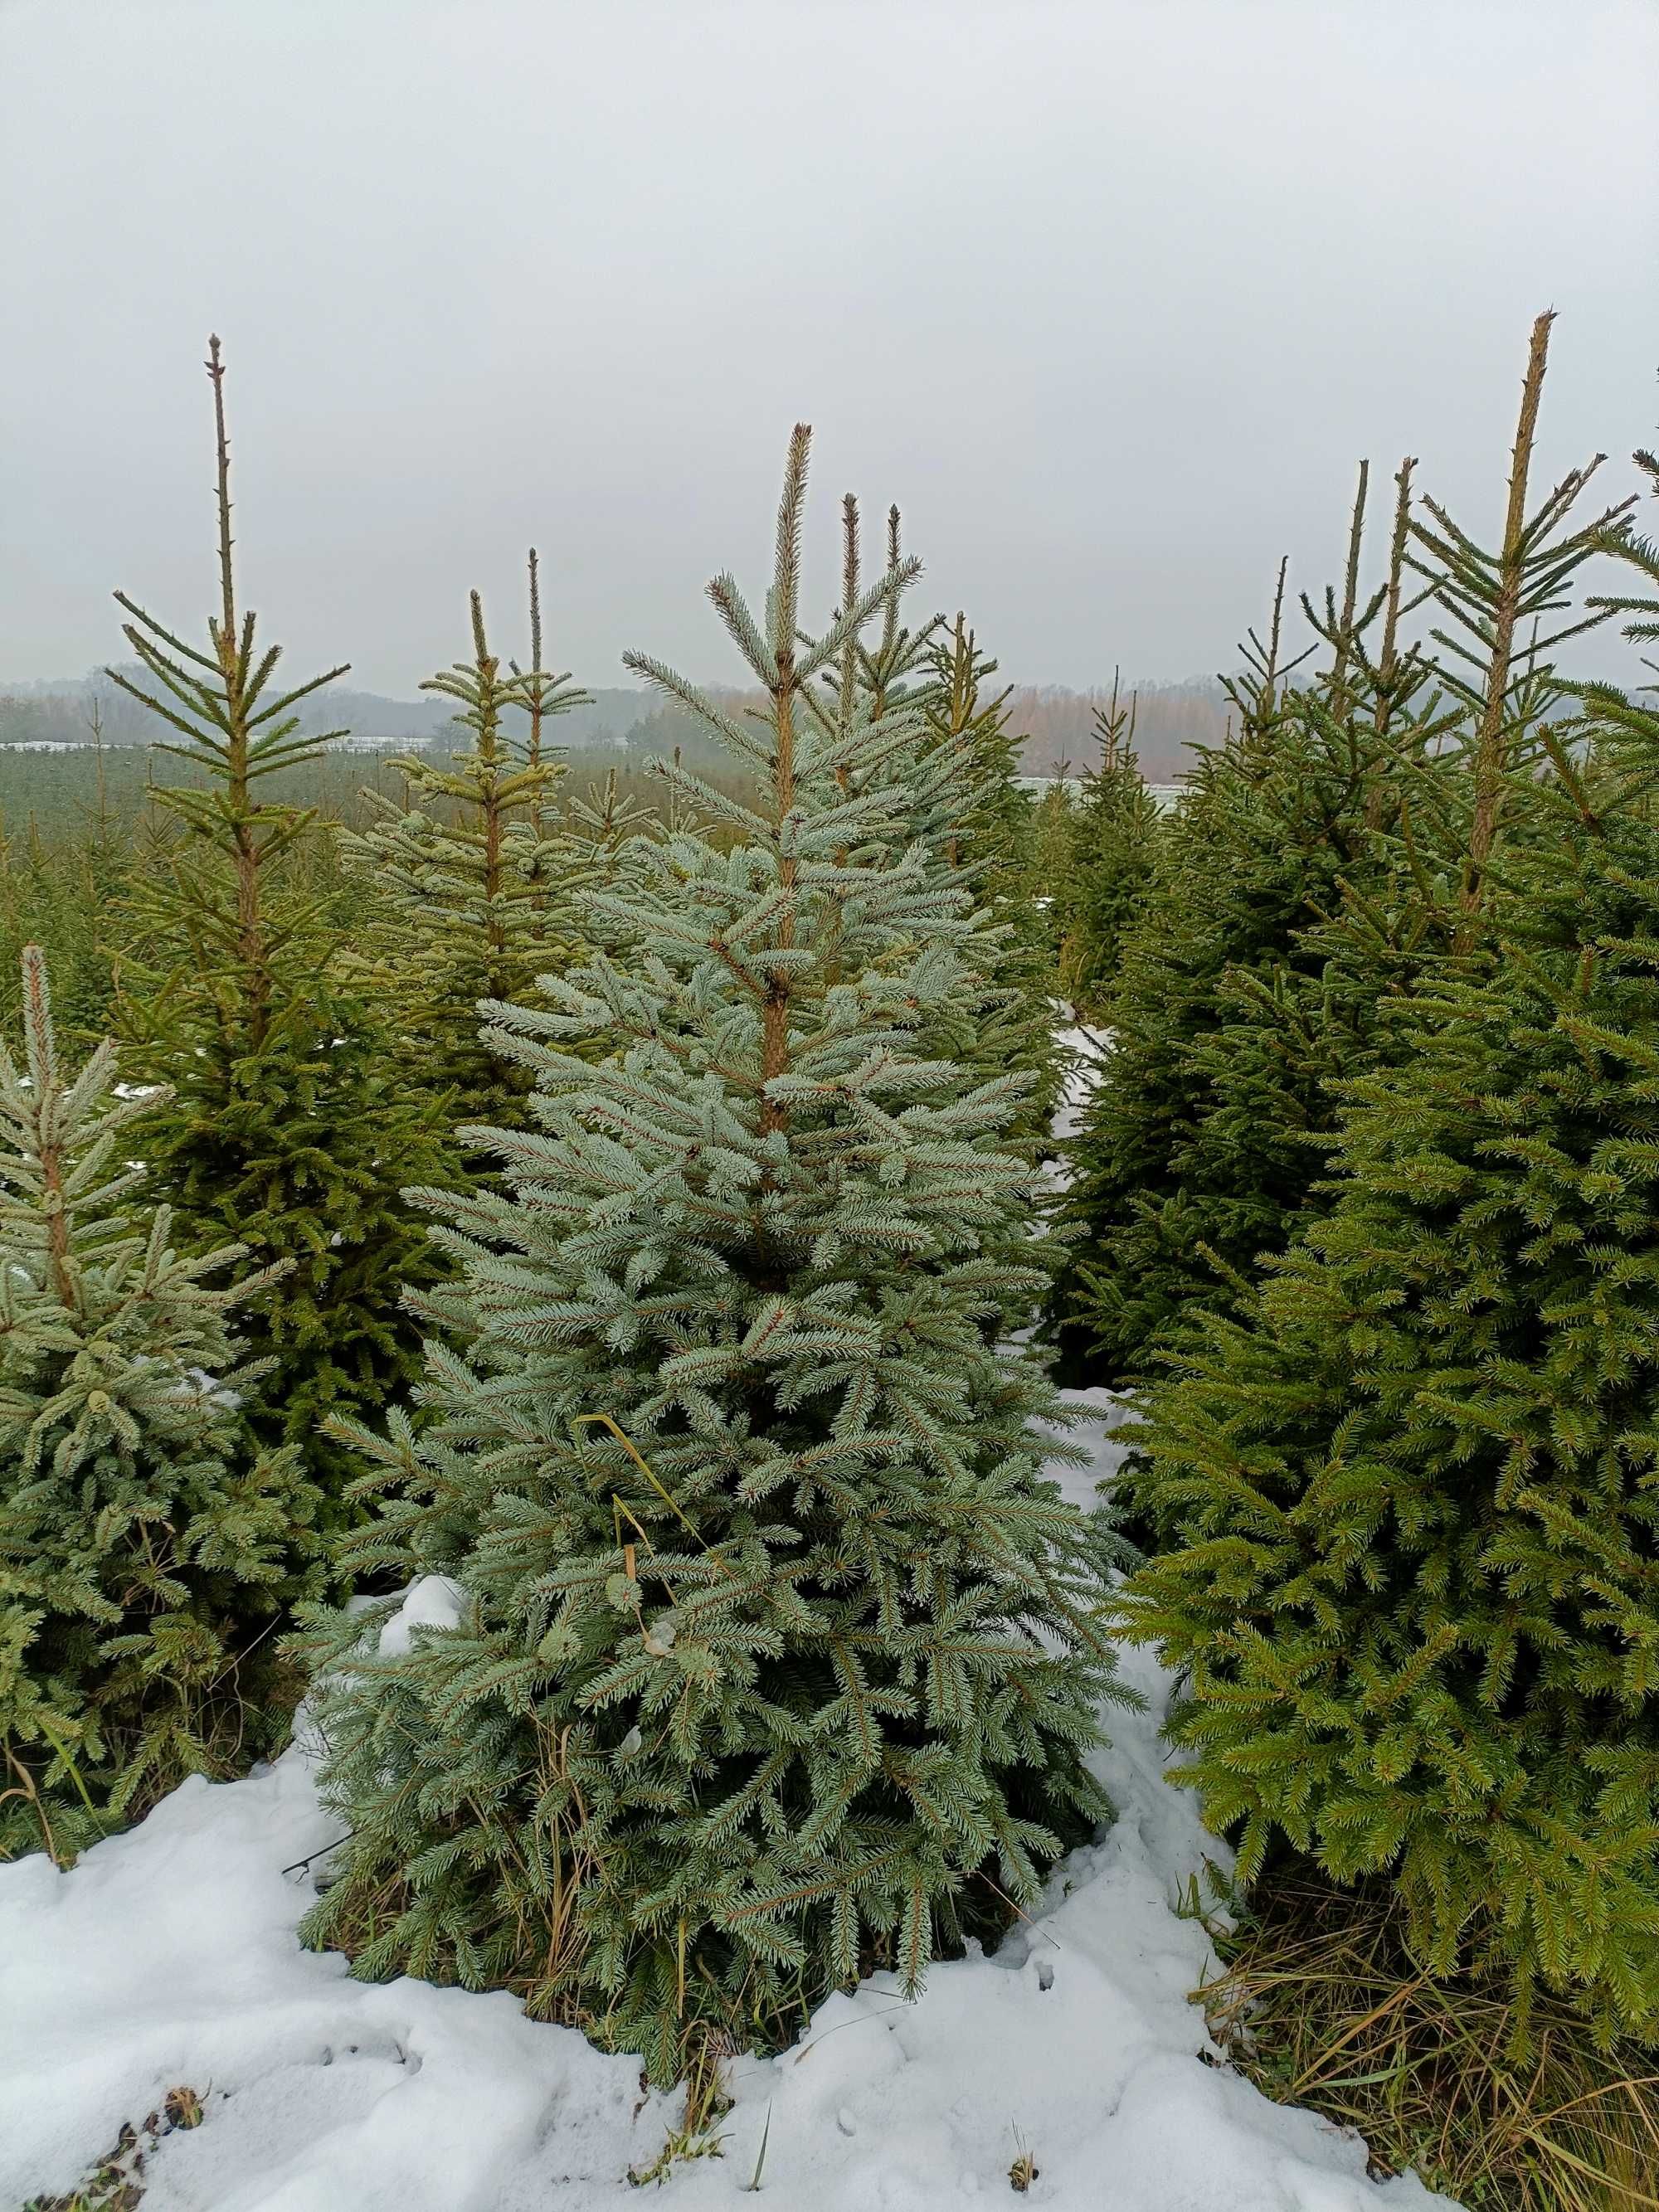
[1050,312,1659,2054]
[10,309,1659,2120]
[1,345,1110,2093]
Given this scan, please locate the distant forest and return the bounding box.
[0,668,1232,782]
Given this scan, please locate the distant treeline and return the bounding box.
[1004,680,1232,779]
[0,738,724,848]
[2,668,1233,783]
[0,672,648,753]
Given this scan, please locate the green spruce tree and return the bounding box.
[298,427,1130,2088]
[927,614,1035,893]
[1051,675,1161,1019]
[108,335,449,1500]
[1119,714,1659,2043]
[0,946,323,1861]
[342,581,591,1137]
[1044,542,1386,1379]
[1050,315,1629,1383]
[924,615,1063,1148]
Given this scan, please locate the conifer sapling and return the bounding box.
[107,335,449,1500]
[0,947,323,1862]
[300,429,1131,2086]
[1120,746,1659,2043]
[343,583,591,1137]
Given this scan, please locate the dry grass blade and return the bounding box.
[1199,1873,1659,2210]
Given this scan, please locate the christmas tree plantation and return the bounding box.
[0,949,324,1863]
[1120,727,1659,2044]
[299,429,1131,2087]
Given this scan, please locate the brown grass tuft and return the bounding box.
[1196,1872,1659,2210]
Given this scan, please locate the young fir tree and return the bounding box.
[1050,316,1630,1384]
[1052,675,1162,1019]
[108,336,449,1500]
[342,583,591,1138]
[805,504,1061,1197]
[0,701,134,1053]
[0,947,323,1862]
[923,615,1063,1149]
[808,501,1061,1154]
[1119,713,1659,2044]
[564,763,657,870]
[298,429,1129,2087]
[1199,320,1632,1217]
[927,614,1034,892]
[1044,542,1389,1380]
[508,547,567,842]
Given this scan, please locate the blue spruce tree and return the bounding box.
[299,429,1131,2087]
[0,947,322,1860]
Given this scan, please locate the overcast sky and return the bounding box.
[2,0,1656,698]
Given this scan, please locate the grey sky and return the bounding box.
[3,0,1656,698]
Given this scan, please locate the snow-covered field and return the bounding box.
[0,1393,1450,2212]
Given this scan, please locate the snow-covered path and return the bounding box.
[0,1397,1450,2212]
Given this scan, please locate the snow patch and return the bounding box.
[1051,1025,1110,1146]
[179,1365,243,1412]
[1038,1385,1138,1508]
[377,1573,466,1656]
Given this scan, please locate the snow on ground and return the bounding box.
[1045,1023,1111,1185]
[0,1393,1452,2212]
[1035,1023,1111,1198]
[1051,1025,1112,1146]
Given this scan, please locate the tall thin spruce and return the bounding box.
[1325,459,1370,723]
[1468,314,1548,909]
[1408,310,1632,929]
[1225,554,1308,771]
[109,336,348,1043]
[102,336,449,1496]
[508,547,587,841]
[341,584,591,1138]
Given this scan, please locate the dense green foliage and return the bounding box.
[1113,325,1659,2069]
[342,586,590,1140]
[924,616,1064,1147]
[0,948,323,1861]
[1051,681,1162,1018]
[115,981,449,1505]
[0,811,126,1048]
[1050,359,1628,1385]
[105,342,450,1500]
[296,432,1130,2086]
[1044,615,1408,1378]
[1120,741,1659,2042]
